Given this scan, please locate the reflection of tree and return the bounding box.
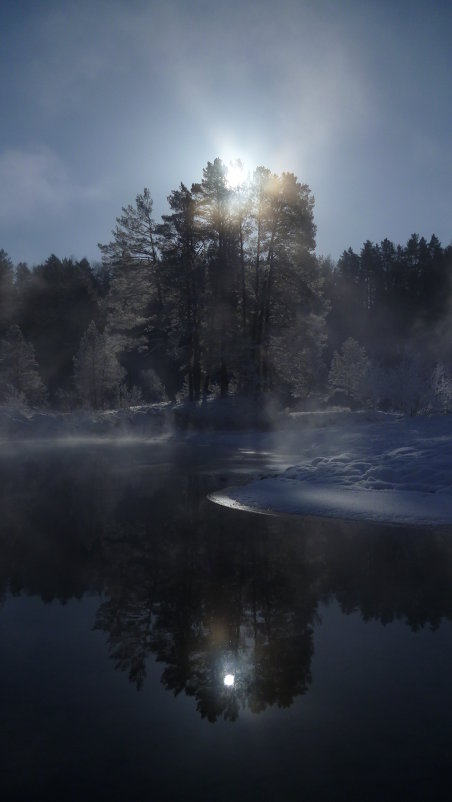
[320,522,452,630]
[3,447,452,722]
[0,449,115,602]
[95,498,319,721]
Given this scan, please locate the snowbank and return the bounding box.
[0,398,390,441]
[0,403,173,440]
[210,415,452,526]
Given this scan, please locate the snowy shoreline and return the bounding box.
[209,413,452,526]
[0,400,393,440]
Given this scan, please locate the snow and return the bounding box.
[0,403,173,440]
[210,414,452,526]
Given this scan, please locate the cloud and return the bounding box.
[0,146,103,226]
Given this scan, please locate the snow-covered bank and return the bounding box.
[0,397,394,441]
[0,403,173,440]
[0,396,278,439]
[210,415,452,526]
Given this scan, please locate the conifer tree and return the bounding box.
[0,250,16,337]
[328,338,369,403]
[0,325,47,405]
[73,321,124,409]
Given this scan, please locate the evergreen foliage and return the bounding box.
[99,158,324,401]
[0,250,16,337]
[17,254,100,400]
[328,338,369,403]
[73,321,125,409]
[0,324,47,405]
[1,157,451,414]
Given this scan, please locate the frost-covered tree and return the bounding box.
[430,363,452,414]
[328,338,369,403]
[73,321,125,409]
[270,312,327,400]
[140,368,167,402]
[99,161,327,402]
[191,158,240,397]
[246,168,320,394]
[0,250,15,336]
[0,325,47,406]
[99,188,161,350]
[369,353,426,415]
[98,188,181,398]
[157,183,205,401]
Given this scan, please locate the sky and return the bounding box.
[1,0,451,266]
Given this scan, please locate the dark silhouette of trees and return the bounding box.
[1,158,451,410]
[0,250,16,336]
[98,187,160,349]
[73,321,125,409]
[244,168,322,396]
[191,158,242,397]
[328,337,370,404]
[0,324,47,405]
[98,187,180,397]
[157,183,205,401]
[325,235,452,375]
[16,255,101,401]
[96,158,324,403]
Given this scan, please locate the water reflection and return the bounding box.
[1,444,452,723]
[93,490,316,721]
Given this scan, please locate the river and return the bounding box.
[1,436,452,801]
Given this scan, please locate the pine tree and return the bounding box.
[251,171,320,394]
[99,188,161,351]
[328,338,369,403]
[192,158,240,397]
[98,189,180,396]
[73,321,124,409]
[0,250,16,337]
[98,160,327,403]
[0,325,47,405]
[430,363,452,414]
[14,255,100,399]
[157,183,205,401]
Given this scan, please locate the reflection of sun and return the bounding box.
[226,160,246,189]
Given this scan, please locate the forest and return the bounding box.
[1,157,451,415]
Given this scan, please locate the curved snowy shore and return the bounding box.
[210,415,452,526]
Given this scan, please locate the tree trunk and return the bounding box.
[202,373,210,402]
[220,358,228,398]
[193,352,201,402]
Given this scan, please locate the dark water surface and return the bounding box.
[1,436,452,801]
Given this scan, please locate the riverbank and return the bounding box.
[210,414,452,526]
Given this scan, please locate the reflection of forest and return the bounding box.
[96,492,318,721]
[2,447,452,721]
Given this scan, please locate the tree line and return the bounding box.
[0,157,451,412]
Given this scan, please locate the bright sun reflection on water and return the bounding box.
[224,674,235,687]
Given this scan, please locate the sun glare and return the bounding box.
[225,160,247,189]
[224,673,235,687]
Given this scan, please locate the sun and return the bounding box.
[225,159,247,189]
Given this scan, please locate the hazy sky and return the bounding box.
[1,0,451,265]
